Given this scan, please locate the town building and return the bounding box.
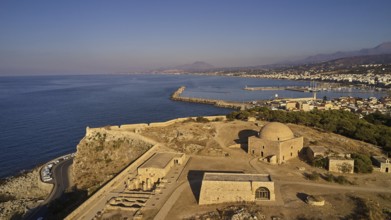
[199,173,275,205]
[248,122,303,164]
[306,146,328,161]
[372,156,391,173]
[127,152,185,191]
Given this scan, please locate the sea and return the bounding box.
[0,74,386,178]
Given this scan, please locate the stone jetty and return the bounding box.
[171,86,249,110]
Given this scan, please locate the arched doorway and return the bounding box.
[255,187,270,200]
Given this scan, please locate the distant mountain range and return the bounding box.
[148,42,391,73]
[301,42,391,64]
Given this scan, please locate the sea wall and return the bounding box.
[171,86,248,110]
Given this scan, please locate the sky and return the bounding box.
[0,0,391,75]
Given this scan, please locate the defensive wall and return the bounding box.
[85,115,227,134]
[67,115,226,219]
[65,143,162,220]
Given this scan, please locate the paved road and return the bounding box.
[24,158,73,220]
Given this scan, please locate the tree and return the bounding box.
[351,153,373,173]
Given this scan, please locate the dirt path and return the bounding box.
[153,181,188,220]
[279,180,391,193]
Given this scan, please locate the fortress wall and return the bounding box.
[85,126,158,147]
[120,123,149,130]
[203,116,227,121]
[110,125,120,130]
[65,143,162,220]
[86,115,227,134]
[149,119,183,127]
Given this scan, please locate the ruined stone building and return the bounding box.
[248,122,303,164]
[199,173,275,205]
[328,156,354,174]
[306,145,328,161]
[127,152,185,191]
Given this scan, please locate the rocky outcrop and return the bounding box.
[72,128,153,191]
[0,168,52,219]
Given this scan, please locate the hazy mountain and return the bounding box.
[311,54,391,68]
[302,42,391,64]
[174,61,215,71]
[153,61,215,73]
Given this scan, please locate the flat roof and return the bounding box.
[308,145,327,153]
[203,173,271,182]
[372,155,389,163]
[139,152,183,169]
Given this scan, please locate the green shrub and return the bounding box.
[95,144,104,152]
[311,156,327,169]
[335,175,350,184]
[183,117,196,123]
[324,173,334,182]
[196,116,209,123]
[305,171,320,181]
[351,153,373,173]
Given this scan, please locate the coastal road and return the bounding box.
[25,157,73,220]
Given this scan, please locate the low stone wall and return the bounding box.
[65,143,161,220]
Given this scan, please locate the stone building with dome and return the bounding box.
[248,122,303,164]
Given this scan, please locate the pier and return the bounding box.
[171,86,250,110]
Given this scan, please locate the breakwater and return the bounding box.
[171,86,249,110]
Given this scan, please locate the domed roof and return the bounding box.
[259,122,294,141]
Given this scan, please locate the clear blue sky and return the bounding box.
[1,0,391,75]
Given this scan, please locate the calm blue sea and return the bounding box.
[0,74,385,178]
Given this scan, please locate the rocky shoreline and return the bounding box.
[0,167,52,219]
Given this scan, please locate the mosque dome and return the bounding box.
[259,122,294,142]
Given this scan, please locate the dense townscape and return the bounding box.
[259,96,391,116]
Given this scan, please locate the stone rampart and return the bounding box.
[86,115,227,134]
[65,143,161,220]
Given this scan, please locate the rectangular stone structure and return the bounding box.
[199,173,275,205]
